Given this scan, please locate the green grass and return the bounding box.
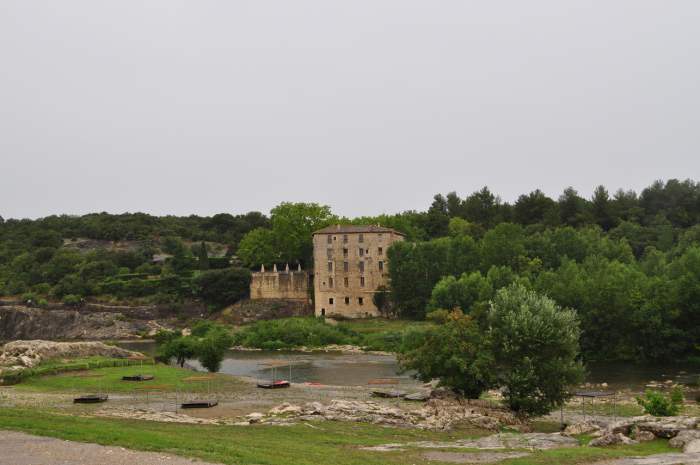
[338,317,433,334]
[564,399,645,417]
[13,359,243,395]
[0,409,676,465]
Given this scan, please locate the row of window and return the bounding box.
[327,261,383,271]
[328,297,364,305]
[328,276,366,287]
[327,247,382,257]
[327,234,383,244]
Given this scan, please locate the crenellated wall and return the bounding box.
[250,270,312,303]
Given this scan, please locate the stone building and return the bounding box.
[250,263,313,304]
[313,225,404,318]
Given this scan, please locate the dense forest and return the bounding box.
[1,178,699,361]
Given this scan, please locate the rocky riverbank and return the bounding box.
[0,306,174,341]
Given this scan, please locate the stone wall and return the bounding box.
[249,270,312,303]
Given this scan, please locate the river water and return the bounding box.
[120,342,700,393]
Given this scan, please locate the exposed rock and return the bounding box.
[637,422,683,439]
[0,340,138,370]
[0,306,170,341]
[564,420,599,436]
[268,403,302,415]
[669,430,700,448]
[684,439,700,453]
[362,433,579,452]
[588,433,639,447]
[635,431,656,442]
[422,397,532,432]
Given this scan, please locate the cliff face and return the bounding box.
[0,306,170,341]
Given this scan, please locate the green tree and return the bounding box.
[270,202,335,267]
[478,223,525,272]
[399,309,495,398]
[197,325,235,373]
[198,240,209,270]
[157,336,198,367]
[372,284,390,314]
[427,272,493,314]
[487,283,586,416]
[237,228,277,267]
[191,267,252,308]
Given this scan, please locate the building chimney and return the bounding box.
[260,265,265,273]
[273,264,277,272]
[390,227,395,242]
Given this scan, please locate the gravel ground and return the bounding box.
[0,430,220,465]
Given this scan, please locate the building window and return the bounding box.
[378,247,383,255]
[343,262,348,271]
[358,297,363,305]
[327,248,333,257]
[321,308,325,316]
[328,262,333,271]
[344,297,349,304]
[329,298,333,304]
[343,248,348,257]
[344,277,349,286]
[378,261,383,271]
[359,248,364,256]
[327,235,332,244]
[359,261,364,271]
[328,277,333,287]
[359,234,364,243]
[343,235,348,243]
[378,234,382,242]
[360,277,365,286]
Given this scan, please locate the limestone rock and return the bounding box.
[269,403,303,415]
[0,340,138,370]
[669,430,700,448]
[637,422,683,439]
[684,439,700,453]
[564,420,599,436]
[588,433,639,447]
[635,430,656,442]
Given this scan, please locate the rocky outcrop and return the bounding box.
[0,340,138,369]
[669,430,700,449]
[361,433,580,452]
[424,389,533,432]
[0,306,171,341]
[589,433,639,447]
[564,419,600,436]
[211,299,312,326]
[637,422,685,439]
[262,395,532,434]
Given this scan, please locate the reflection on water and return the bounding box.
[120,342,700,392]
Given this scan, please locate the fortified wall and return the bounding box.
[249,264,313,304]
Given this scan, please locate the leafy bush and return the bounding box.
[236,317,360,349]
[191,321,214,337]
[154,328,183,342]
[636,389,679,416]
[21,293,38,303]
[33,283,51,295]
[61,294,81,306]
[670,385,685,405]
[191,267,252,307]
[38,299,48,310]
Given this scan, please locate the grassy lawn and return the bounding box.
[14,359,244,395]
[0,409,675,465]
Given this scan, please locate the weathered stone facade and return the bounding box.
[249,266,312,304]
[313,225,404,318]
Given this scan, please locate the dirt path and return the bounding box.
[0,430,220,465]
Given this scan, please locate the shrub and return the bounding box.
[670,385,685,405]
[61,294,81,306]
[154,328,183,342]
[191,267,252,307]
[33,283,51,295]
[636,389,679,416]
[38,299,48,310]
[21,293,39,304]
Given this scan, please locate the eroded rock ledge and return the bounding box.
[0,340,139,371]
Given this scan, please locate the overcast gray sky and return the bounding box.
[1,1,699,221]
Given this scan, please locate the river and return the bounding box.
[120,342,700,393]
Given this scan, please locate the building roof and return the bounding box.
[313,225,404,236]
